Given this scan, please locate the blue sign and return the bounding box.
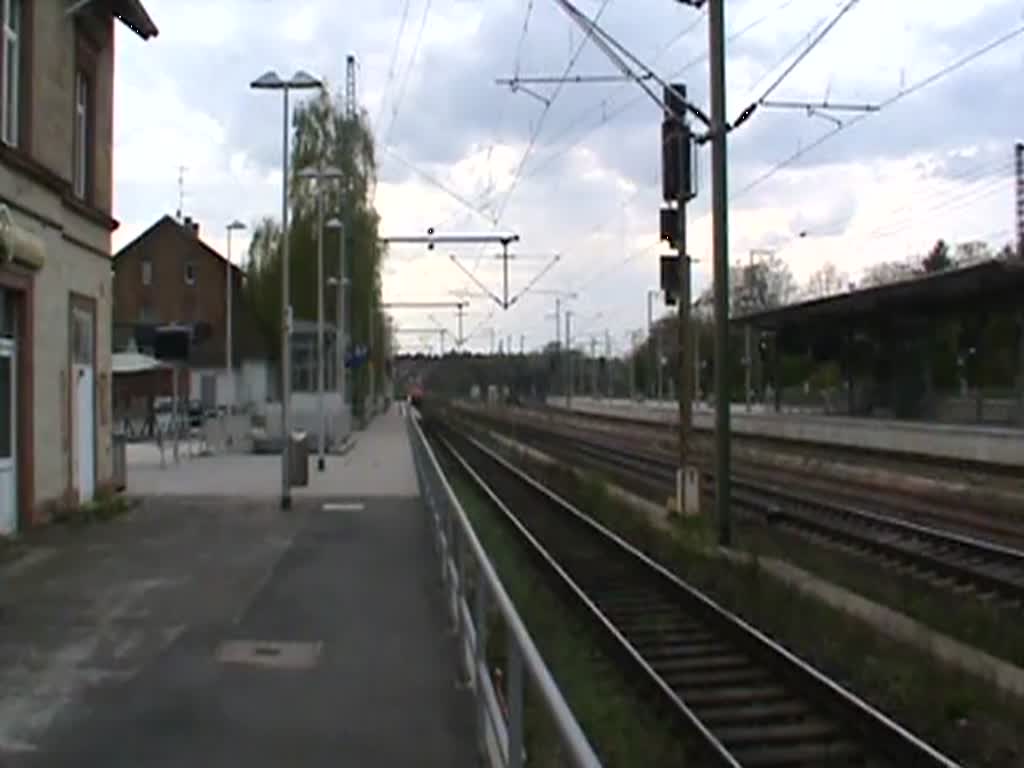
[345,345,370,369]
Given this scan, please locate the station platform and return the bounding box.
[1,406,477,767]
[546,396,1024,468]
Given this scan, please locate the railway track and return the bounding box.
[429,418,961,768]
[538,403,1024,488]
[464,412,1024,608]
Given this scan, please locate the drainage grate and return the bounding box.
[217,640,322,670]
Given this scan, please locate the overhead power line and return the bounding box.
[494,0,614,224]
[386,0,434,146]
[380,145,497,225]
[755,0,860,104]
[735,20,1024,199]
[375,0,413,132]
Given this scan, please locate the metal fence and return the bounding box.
[405,405,601,768]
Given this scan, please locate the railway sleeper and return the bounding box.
[727,739,866,768]
[628,639,731,658]
[714,718,843,749]
[696,700,810,727]
[659,665,770,689]
[638,651,749,670]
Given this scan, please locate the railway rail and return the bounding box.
[460,411,1024,608]
[428,417,961,768]
[538,403,1024,487]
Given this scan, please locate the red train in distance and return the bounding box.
[408,382,425,408]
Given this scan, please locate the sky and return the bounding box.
[113,0,1024,356]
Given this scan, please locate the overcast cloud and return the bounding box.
[114,0,1024,355]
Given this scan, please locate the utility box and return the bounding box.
[111,435,127,491]
[289,431,309,487]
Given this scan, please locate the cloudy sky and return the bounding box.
[113,0,1024,355]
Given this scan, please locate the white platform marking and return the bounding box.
[322,502,365,512]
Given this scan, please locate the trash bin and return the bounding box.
[289,431,309,487]
[112,434,127,491]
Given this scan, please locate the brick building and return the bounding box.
[0,1,157,534]
[112,214,268,406]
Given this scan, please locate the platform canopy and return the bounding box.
[734,258,1024,332]
[112,351,165,375]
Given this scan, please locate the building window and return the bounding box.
[184,262,196,286]
[73,70,89,199]
[141,259,152,286]
[1,0,20,147]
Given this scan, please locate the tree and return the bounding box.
[732,253,797,315]
[243,88,384,416]
[953,240,992,266]
[860,259,916,287]
[921,239,952,273]
[804,262,849,299]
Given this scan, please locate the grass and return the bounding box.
[466,423,1024,768]
[57,491,135,527]
[437,453,694,767]
[739,524,1024,669]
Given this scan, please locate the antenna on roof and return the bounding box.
[176,165,187,221]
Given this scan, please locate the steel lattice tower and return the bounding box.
[346,54,357,120]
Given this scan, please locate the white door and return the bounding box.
[72,308,95,504]
[0,338,16,535]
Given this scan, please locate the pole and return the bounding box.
[709,0,732,545]
[656,323,663,400]
[647,291,654,399]
[316,187,326,472]
[565,311,573,409]
[225,227,234,411]
[520,334,525,355]
[368,288,375,419]
[674,98,692,517]
[338,223,347,433]
[502,241,510,309]
[457,304,465,347]
[630,331,637,399]
[745,251,753,413]
[555,297,563,395]
[605,329,613,398]
[280,85,292,509]
[172,363,180,463]
[590,337,598,396]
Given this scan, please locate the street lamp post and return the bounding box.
[225,220,246,412]
[327,218,348,445]
[250,69,323,510]
[647,289,662,400]
[298,165,343,473]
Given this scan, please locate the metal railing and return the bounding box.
[405,404,601,768]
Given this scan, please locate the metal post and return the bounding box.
[709,0,732,545]
[694,321,701,403]
[225,228,233,411]
[316,188,326,472]
[675,95,692,510]
[590,337,598,396]
[1017,310,1024,426]
[745,252,753,413]
[656,324,663,400]
[474,575,489,753]
[368,293,375,419]
[630,331,638,399]
[457,303,465,347]
[565,311,573,409]
[647,291,655,399]
[172,364,180,463]
[280,85,293,509]
[507,640,524,768]
[605,329,613,398]
[339,223,347,423]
